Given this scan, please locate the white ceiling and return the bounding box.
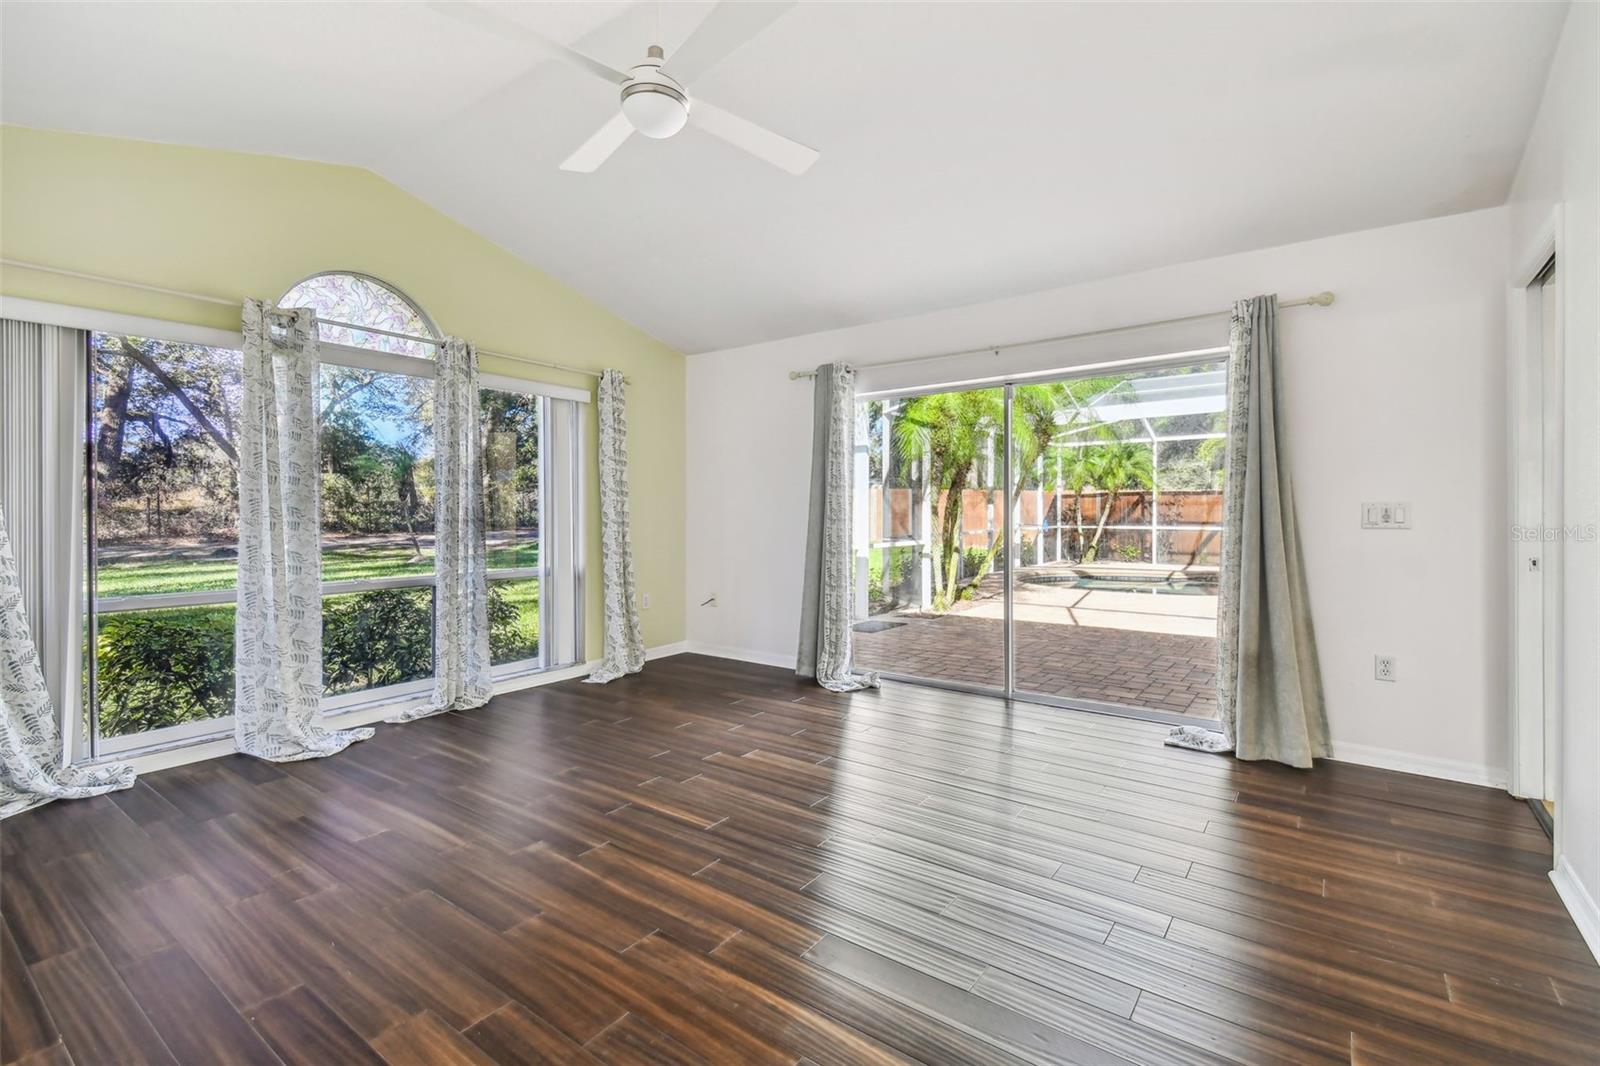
[1,1,1568,353]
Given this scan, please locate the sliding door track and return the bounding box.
[874,671,1220,730]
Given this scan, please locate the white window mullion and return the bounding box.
[319,573,437,596]
[486,566,540,581]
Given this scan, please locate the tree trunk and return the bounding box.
[1086,490,1119,560]
[1072,490,1085,559]
[934,468,967,609]
[953,464,1033,600]
[399,467,422,557]
[950,425,1055,599]
[95,359,134,480]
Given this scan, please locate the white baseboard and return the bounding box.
[686,640,793,670]
[1329,740,1507,789]
[120,639,692,776]
[1551,856,1600,965]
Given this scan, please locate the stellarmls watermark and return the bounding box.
[1511,523,1599,542]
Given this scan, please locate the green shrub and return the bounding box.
[95,607,234,737]
[322,588,434,695]
[95,580,543,736]
[489,580,539,665]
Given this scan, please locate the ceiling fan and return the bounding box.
[430,1,818,175]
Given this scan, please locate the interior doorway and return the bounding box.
[1510,219,1564,833]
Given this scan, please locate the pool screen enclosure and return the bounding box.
[851,353,1228,723]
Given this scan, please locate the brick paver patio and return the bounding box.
[854,572,1220,717]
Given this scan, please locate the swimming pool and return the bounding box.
[1018,573,1217,595]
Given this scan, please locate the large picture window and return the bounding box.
[89,333,242,744]
[83,273,584,757]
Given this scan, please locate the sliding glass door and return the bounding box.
[1007,360,1225,718]
[853,386,1006,689]
[853,354,1227,723]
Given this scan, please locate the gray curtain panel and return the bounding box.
[1,321,134,817]
[797,363,879,692]
[585,369,646,684]
[1168,295,1329,767]
[234,302,373,760]
[393,337,491,719]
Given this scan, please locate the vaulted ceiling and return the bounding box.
[1,1,1569,352]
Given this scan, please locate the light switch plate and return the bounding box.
[1361,502,1411,529]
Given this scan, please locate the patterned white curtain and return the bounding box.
[393,337,491,720]
[234,301,372,761]
[796,363,879,692]
[2,503,135,817]
[585,369,646,684]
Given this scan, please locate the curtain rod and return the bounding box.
[787,291,1336,380]
[1,258,613,382]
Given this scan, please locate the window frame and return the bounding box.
[60,282,588,761]
[478,373,551,678]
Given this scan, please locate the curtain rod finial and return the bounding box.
[1308,291,1335,307]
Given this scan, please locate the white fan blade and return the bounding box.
[427,1,630,85]
[560,112,635,172]
[692,99,818,175]
[662,1,796,83]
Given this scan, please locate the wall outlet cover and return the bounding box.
[1375,655,1397,682]
[1361,502,1412,529]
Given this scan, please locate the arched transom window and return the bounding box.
[279,271,439,359]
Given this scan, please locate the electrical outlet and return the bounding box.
[1375,655,1397,682]
[640,592,651,610]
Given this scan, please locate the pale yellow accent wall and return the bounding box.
[0,125,686,652]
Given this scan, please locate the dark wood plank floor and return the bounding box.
[4,654,1596,1065]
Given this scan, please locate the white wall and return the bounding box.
[687,206,1512,784]
[1507,1,1600,957]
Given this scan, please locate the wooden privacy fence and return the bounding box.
[867,486,1224,567]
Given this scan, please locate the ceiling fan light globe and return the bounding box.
[621,87,690,139]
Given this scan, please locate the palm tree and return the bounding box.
[893,388,1002,610]
[892,377,1133,608]
[1058,442,1100,559]
[958,378,1116,590]
[1083,440,1155,561]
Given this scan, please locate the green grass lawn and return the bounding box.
[96,543,538,597]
